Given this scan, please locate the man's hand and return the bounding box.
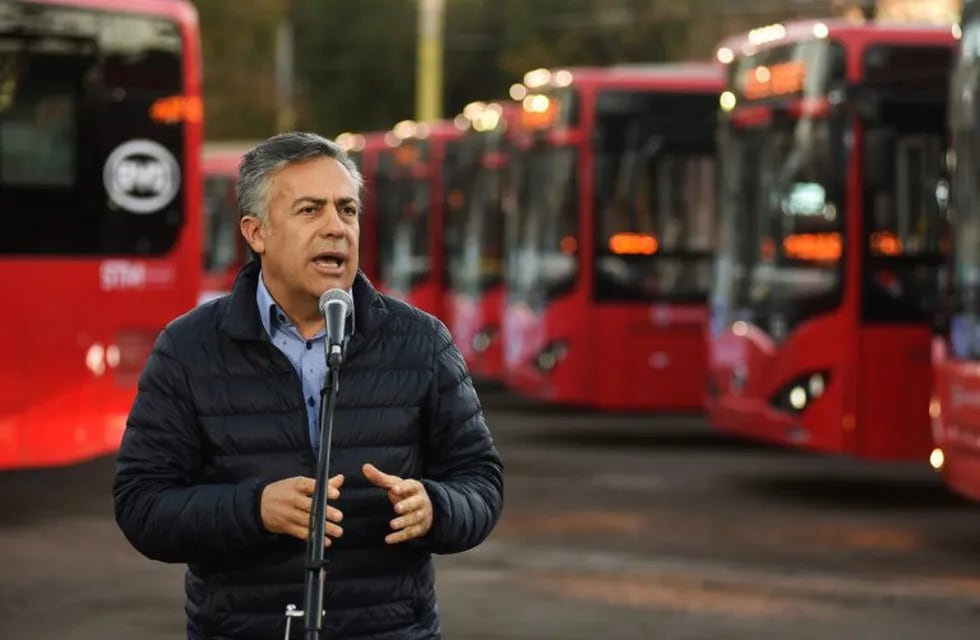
[362,463,432,544]
[260,475,344,545]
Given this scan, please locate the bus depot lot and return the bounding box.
[1,387,979,640]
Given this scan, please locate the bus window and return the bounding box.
[203,175,240,273]
[508,144,578,307]
[861,44,951,324]
[376,165,431,295]
[457,168,504,295]
[593,91,718,302]
[0,11,185,256]
[726,111,847,339]
[950,122,980,359]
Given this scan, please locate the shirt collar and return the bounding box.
[255,271,354,340]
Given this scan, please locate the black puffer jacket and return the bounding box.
[113,262,504,639]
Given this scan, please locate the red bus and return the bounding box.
[336,131,386,284]
[501,64,722,410]
[707,20,954,459]
[375,120,462,324]
[932,2,980,499]
[446,101,518,382]
[0,0,203,468]
[200,142,251,305]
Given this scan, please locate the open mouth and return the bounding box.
[312,251,346,271]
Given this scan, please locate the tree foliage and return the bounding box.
[193,0,844,140]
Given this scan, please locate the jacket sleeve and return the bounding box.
[113,328,274,564]
[420,321,504,555]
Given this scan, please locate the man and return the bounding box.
[113,131,504,639]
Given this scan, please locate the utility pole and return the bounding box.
[415,0,445,123]
[275,11,295,132]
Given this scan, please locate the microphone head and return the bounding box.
[318,288,353,318]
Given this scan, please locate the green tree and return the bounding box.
[194,0,289,139]
[193,0,848,140]
[293,0,417,135]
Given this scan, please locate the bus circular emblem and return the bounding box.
[103,139,180,214]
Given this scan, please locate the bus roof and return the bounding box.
[716,18,958,59]
[389,119,462,146]
[19,0,198,24]
[203,142,254,176]
[523,62,723,93]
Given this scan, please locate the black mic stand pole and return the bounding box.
[285,345,343,640]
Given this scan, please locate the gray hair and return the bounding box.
[236,131,364,220]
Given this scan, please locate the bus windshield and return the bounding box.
[593,91,717,302]
[947,14,980,358]
[203,174,241,274]
[714,110,846,339]
[506,144,577,308]
[377,174,430,295]
[0,4,185,256]
[454,163,505,296]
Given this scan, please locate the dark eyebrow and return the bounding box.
[336,196,360,210]
[291,197,327,209]
[290,196,360,210]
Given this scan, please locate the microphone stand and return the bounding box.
[285,345,344,640]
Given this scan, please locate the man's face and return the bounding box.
[242,156,360,302]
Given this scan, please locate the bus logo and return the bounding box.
[100,260,176,291]
[103,139,181,214]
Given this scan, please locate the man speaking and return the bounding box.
[113,132,504,639]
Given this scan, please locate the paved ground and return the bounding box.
[1,385,979,639]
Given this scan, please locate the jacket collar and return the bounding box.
[221,260,387,348]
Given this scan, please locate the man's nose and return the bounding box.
[318,203,345,236]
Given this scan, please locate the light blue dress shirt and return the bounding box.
[256,273,353,450]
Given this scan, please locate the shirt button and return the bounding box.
[306,341,313,350]
[308,396,315,407]
[278,314,286,323]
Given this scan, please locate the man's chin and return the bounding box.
[309,272,354,295]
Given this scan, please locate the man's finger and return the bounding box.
[287,524,309,542]
[393,495,423,515]
[390,480,418,497]
[294,495,313,513]
[391,510,423,530]
[326,506,344,523]
[385,524,423,544]
[294,508,315,529]
[294,477,316,495]
[328,474,345,488]
[385,529,407,544]
[363,463,401,489]
[324,522,344,539]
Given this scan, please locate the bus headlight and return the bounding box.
[808,373,826,398]
[535,340,568,372]
[789,386,807,410]
[472,326,498,353]
[770,370,830,414]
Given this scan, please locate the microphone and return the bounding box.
[318,288,352,368]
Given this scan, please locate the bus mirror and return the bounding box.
[864,129,895,192]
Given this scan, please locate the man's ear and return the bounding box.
[241,215,266,256]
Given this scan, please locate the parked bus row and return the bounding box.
[3,0,979,509]
[325,17,980,504]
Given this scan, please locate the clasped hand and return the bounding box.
[260,475,344,546]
